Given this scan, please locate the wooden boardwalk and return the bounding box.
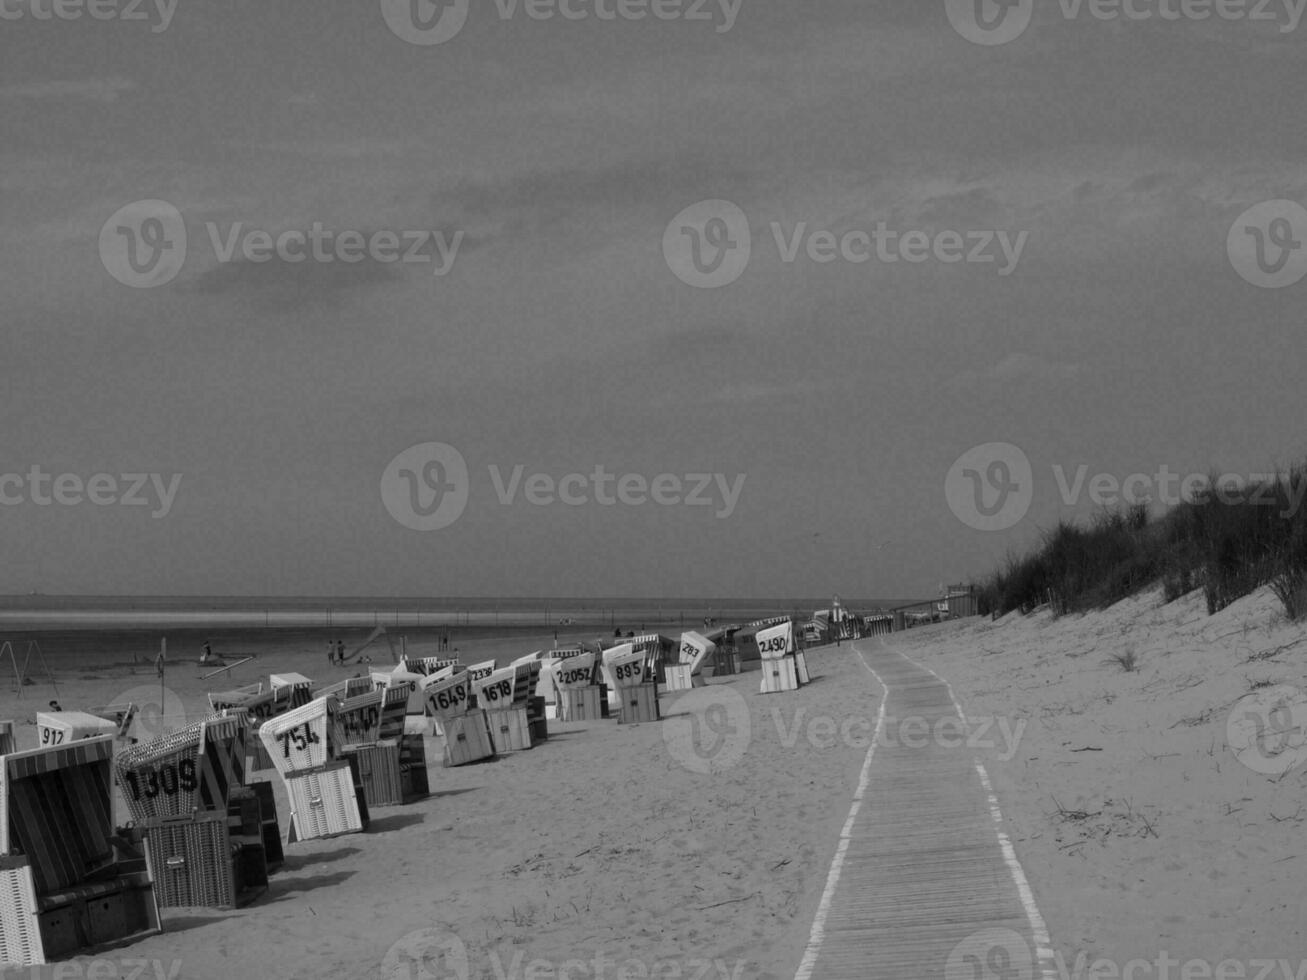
[795,638,1053,980]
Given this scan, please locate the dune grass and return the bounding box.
[978,463,1307,621]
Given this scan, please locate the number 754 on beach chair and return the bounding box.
[258,697,369,843]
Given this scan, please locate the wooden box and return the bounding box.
[142,812,266,909]
[760,656,799,694]
[794,650,811,685]
[442,710,495,767]
[617,683,660,725]
[556,687,603,722]
[485,707,532,753]
[284,761,366,841]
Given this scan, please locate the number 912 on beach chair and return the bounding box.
[0,736,161,967]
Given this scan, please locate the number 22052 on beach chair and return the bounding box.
[0,737,161,966]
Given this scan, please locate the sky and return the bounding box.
[1,0,1305,598]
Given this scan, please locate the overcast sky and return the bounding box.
[1,0,1304,598]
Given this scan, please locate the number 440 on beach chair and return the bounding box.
[0,736,161,967]
[330,689,429,808]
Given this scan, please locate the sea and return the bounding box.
[0,594,927,631]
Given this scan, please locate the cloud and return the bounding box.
[954,353,1086,386]
[0,76,136,103]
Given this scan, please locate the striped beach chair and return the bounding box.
[0,737,161,965]
[115,715,269,910]
[316,676,374,701]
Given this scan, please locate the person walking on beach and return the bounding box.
[201,641,213,664]
[327,640,335,666]
[336,640,346,665]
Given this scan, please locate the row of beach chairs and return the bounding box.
[0,624,807,967]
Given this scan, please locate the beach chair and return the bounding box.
[667,633,715,691]
[33,713,119,749]
[0,737,160,965]
[114,714,248,822]
[0,723,14,756]
[269,673,314,707]
[602,644,659,724]
[552,653,603,721]
[86,703,139,745]
[757,620,802,693]
[258,697,368,842]
[331,687,425,805]
[472,667,531,753]
[315,676,373,702]
[141,809,267,910]
[115,715,269,910]
[421,671,493,767]
[512,662,548,743]
[210,681,310,772]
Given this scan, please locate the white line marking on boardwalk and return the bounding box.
[792,643,888,980]
[892,642,1058,980]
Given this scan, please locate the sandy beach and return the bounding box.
[0,634,883,980]
[1,585,1302,978]
[892,585,1307,967]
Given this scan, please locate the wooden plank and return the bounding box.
[801,641,1045,980]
